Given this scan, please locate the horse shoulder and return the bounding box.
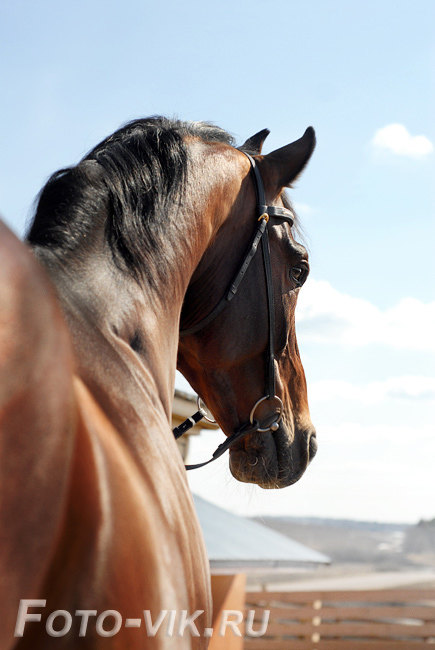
[44,376,198,648]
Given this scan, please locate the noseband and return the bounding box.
[174,152,294,470]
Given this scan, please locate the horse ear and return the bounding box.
[264,127,316,187]
[239,128,270,154]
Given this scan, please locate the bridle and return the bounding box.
[174,152,295,470]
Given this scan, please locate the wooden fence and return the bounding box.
[244,589,435,649]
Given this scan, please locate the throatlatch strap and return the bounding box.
[180,154,294,338]
[180,216,268,337]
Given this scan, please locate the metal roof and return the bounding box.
[193,494,330,570]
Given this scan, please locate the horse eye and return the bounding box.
[290,264,308,286]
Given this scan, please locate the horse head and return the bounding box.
[178,127,317,489]
[26,115,316,491]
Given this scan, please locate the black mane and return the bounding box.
[26,117,234,283]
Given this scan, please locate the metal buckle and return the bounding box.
[196,396,217,424]
[249,395,283,433]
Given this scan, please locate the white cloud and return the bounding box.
[296,279,435,352]
[310,376,435,404]
[371,123,433,158]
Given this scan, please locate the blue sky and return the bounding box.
[1,0,433,523]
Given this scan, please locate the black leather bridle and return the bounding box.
[175,152,295,470]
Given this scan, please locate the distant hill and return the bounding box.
[251,515,431,569]
[255,515,410,531]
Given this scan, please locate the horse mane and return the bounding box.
[26,117,234,283]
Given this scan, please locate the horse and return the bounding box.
[0,117,316,649]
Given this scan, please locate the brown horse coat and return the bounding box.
[0,118,316,649]
[0,220,210,648]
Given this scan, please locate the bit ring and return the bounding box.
[249,395,283,433]
[197,396,217,424]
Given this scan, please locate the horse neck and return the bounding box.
[37,244,182,428]
[32,144,245,462]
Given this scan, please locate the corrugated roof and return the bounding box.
[193,494,330,570]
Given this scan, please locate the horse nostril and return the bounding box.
[308,432,318,459]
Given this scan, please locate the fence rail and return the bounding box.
[244,589,435,649]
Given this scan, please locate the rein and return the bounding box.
[175,152,294,470]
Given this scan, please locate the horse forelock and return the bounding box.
[27,117,235,287]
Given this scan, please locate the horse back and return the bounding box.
[0,221,76,647]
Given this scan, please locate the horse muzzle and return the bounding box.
[228,424,317,489]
